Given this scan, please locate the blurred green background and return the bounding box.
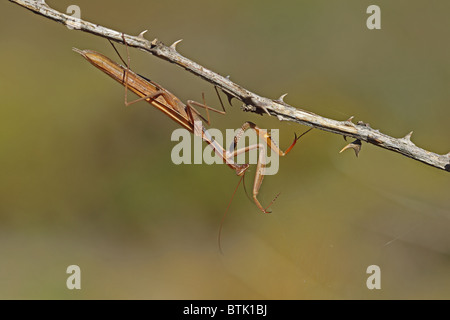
[1,0,449,299]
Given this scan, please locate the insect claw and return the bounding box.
[170,39,183,50]
[297,128,313,141]
[290,132,300,144]
[264,192,281,213]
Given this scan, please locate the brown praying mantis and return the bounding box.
[73,38,310,213]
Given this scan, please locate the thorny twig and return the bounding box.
[9,0,450,172]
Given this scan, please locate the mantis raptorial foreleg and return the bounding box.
[224,122,313,212]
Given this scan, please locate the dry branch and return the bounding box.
[9,0,450,172]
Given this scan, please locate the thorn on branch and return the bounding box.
[344,116,356,128]
[401,131,413,142]
[137,30,148,39]
[276,93,288,103]
[357,120,371,128]
[170,39,183,51]
[248,97,271,116]
[340,139,362,157]
[218,85,237,106]
[150,38,159,47]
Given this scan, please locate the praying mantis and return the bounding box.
[73,38,309,213]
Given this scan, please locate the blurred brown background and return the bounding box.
[0,0,449,299]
